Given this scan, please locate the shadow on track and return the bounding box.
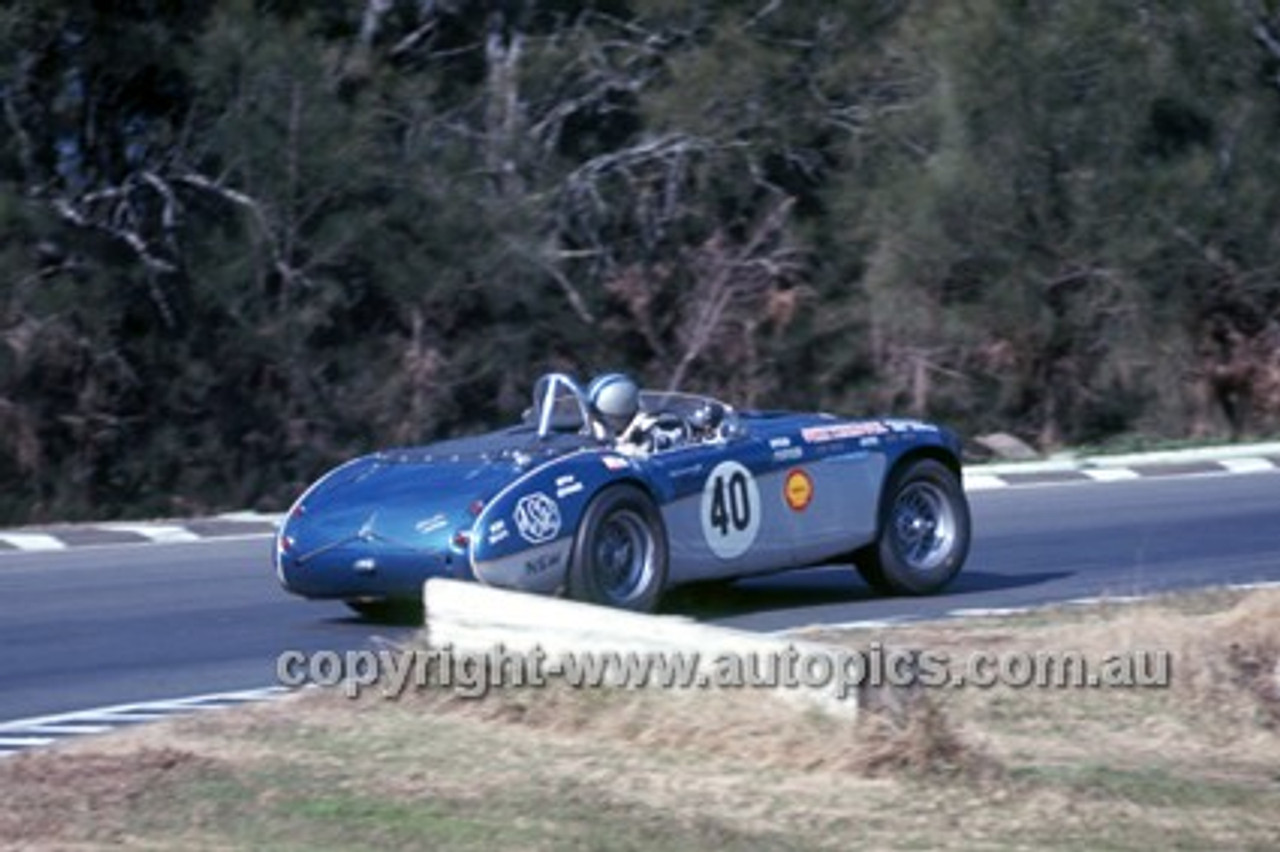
[314,600,426,628]
[660,567,1074,620]
[322,568,1075,626]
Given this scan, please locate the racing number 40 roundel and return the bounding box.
[700,461,761,559]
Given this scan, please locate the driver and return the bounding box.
[586,372,641,439]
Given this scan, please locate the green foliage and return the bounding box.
[0,0,1279,521]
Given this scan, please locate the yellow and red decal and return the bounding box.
[783,468,814,512]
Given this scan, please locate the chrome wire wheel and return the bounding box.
[571,484,668,612]
[889,480,958,573]
[591,508,656,604]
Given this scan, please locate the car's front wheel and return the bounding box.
[568,484,668,612]
[857,458,970,595]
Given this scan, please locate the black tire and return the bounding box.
[345,599,423,624]
[852,544,895,594]
[856,458,970,595]
[568,484,668,612]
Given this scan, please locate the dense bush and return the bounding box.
[1,1,1278,522]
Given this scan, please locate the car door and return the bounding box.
[772,426,887,566]
[645,431,793,583]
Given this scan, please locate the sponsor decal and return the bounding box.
[414,513,448,535]
[801,421,890,444]
[772,446,803,462]
[783,468,814,512]
[881,418,939,434]
[768,436,793,449]
[524,551,563,577]
[555,474,584,499]
[700,461,761,559]
[487,519,509,546]
[601,455,630,471]
[513,492,562,544]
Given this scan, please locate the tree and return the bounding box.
[1,0,1279,523]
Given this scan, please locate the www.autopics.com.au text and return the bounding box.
[276,644,1172,700]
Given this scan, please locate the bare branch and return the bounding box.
[174,171,309,289]
[667,196,797,391]
[1253,19,1280,59]
[2,85,36,181]
[1243,0,1280,90]
[536,254,597,326]
[138,171,179,233]
[359,0,395,49]
[49,197,176,275]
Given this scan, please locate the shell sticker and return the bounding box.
[784,469,814,512]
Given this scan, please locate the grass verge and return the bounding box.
[2,588,1278,850]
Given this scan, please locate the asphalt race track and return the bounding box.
[1,470,1277,726]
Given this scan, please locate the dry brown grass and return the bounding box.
[398,675,997,780]
[1173,590,1280,726]
[0,747,220,846]
[810,588,1280,782]
[1,588,1278,851]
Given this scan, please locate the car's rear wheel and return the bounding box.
[857,458,970,595]
[569,484,668,612]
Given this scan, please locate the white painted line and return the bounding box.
[973,459,1085,475]
[1226,580,1280,591]
[0,736,56,748]
[968,440,1280,478]
[963,473,1008,491]
[0,533,67,551]
[968,468,1265,493]
[18,723,114,735]
[216,511,285,525]
[150,687,290,707]
[1082,467,1141,482]
[947,607,1032,618]
[147,690,282,708]
[99,523,202,543]
[1218,457,1277,474]
[0,687,291,735]
[0,531,276,559]
[774,581,1280,639]
[775,618,912,637]
[1063,595,1148,607]
[113,701,229,714]
[77,711,175,722]
[1086,441,1280,468]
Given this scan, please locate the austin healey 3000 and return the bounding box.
[275,372,971,616]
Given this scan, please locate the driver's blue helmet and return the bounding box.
[587,372,640,430]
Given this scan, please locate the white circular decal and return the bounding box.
[513,492,562,544]
[700,461,761,559]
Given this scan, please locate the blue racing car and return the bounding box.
[275,372,971,616]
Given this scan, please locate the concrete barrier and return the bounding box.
[422,579,862,718]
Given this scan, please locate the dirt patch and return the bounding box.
[0,746,219,845]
